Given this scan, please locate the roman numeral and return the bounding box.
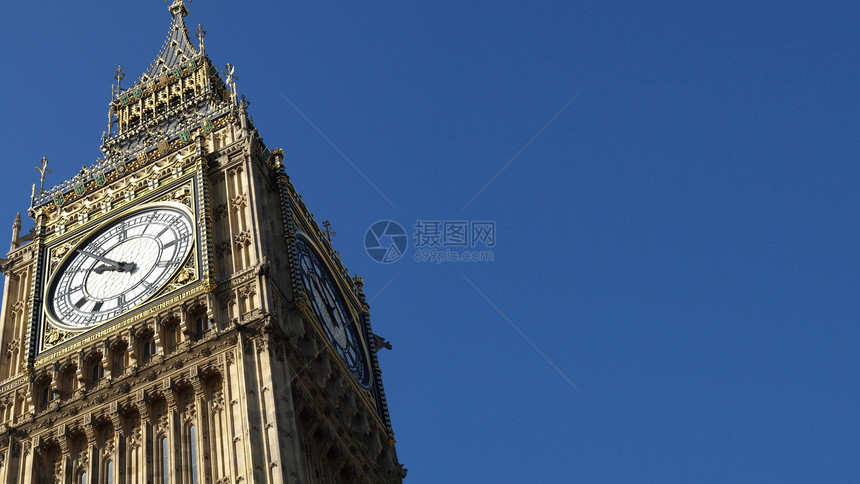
[86,240,104,252]
[75,297,87,309]
[162,240,176,249]
[92,301,104,312]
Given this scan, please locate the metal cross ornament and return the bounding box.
[323,220,336,242]
[196,24,207,52]
[35,157,52,192]
[223,63,239,103]
[113,65,125,97]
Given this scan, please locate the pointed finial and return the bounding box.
[113,65,125,97]
[322,220,336,243]
[223,63,239,105]
[10,213,21,251]
[35,157,51,192]
[353,274,366,293]
[196,24,207,53]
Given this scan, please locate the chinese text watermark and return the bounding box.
[364,220,496,264]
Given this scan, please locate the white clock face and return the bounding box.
[47,205,194,330]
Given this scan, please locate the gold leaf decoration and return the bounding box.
[43,325,73,350]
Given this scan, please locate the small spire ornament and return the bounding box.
[35,157,51,193]
[323,220,336,243]
[223,63,239,105]
[113,65,125,97]
[196,24,207,53]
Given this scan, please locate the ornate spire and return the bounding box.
[167,0,190,19]
[32,0,235,212]
[144,0,198,81]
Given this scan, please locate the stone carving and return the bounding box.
[43,325,73,349]
[238,283,256,299]
[11,300,24,314]
[234,230,252,248]
[231,193,247,211]
[255,339,268,353]
[5,339,19,357]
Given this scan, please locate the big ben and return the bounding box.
[0,1,405,483]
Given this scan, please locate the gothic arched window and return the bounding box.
[161,436,169,484]
[110,341,128,376]
[35,375,53,411]
[59,365,77,397]
[105,460,114,484]
[163,320,180,354]
[139,332,157,362]
[191,307,211,340]
[189,425,199,484]
[91,363,104,383]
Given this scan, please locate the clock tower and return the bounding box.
[0,2,405,483]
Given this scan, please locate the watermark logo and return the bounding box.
[364,219,496,264]
[413,220,496,248]
[364,220,408,263]
[413,220,495,263]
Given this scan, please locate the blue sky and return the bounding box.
[2,1,859,482]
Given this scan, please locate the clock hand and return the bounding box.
[76,249,121,268]
[93,263,138,274]
[93,264,116,274]
[76,249,136,272]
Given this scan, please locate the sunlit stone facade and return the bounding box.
[0,2,404,483]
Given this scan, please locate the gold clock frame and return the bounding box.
[34,174,207,362]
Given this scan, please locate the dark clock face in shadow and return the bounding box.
[47,205,193,330]
[295,236,370,388]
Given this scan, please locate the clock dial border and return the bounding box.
[46,204,194,329]
[36,193,203,356]
[294,233,372,389]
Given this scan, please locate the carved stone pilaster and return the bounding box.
[82,413,95,445]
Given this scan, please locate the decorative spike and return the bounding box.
[196,24,206,53]
[35,157,51,192]
[114,65,125,92]
[10,212,21,250]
